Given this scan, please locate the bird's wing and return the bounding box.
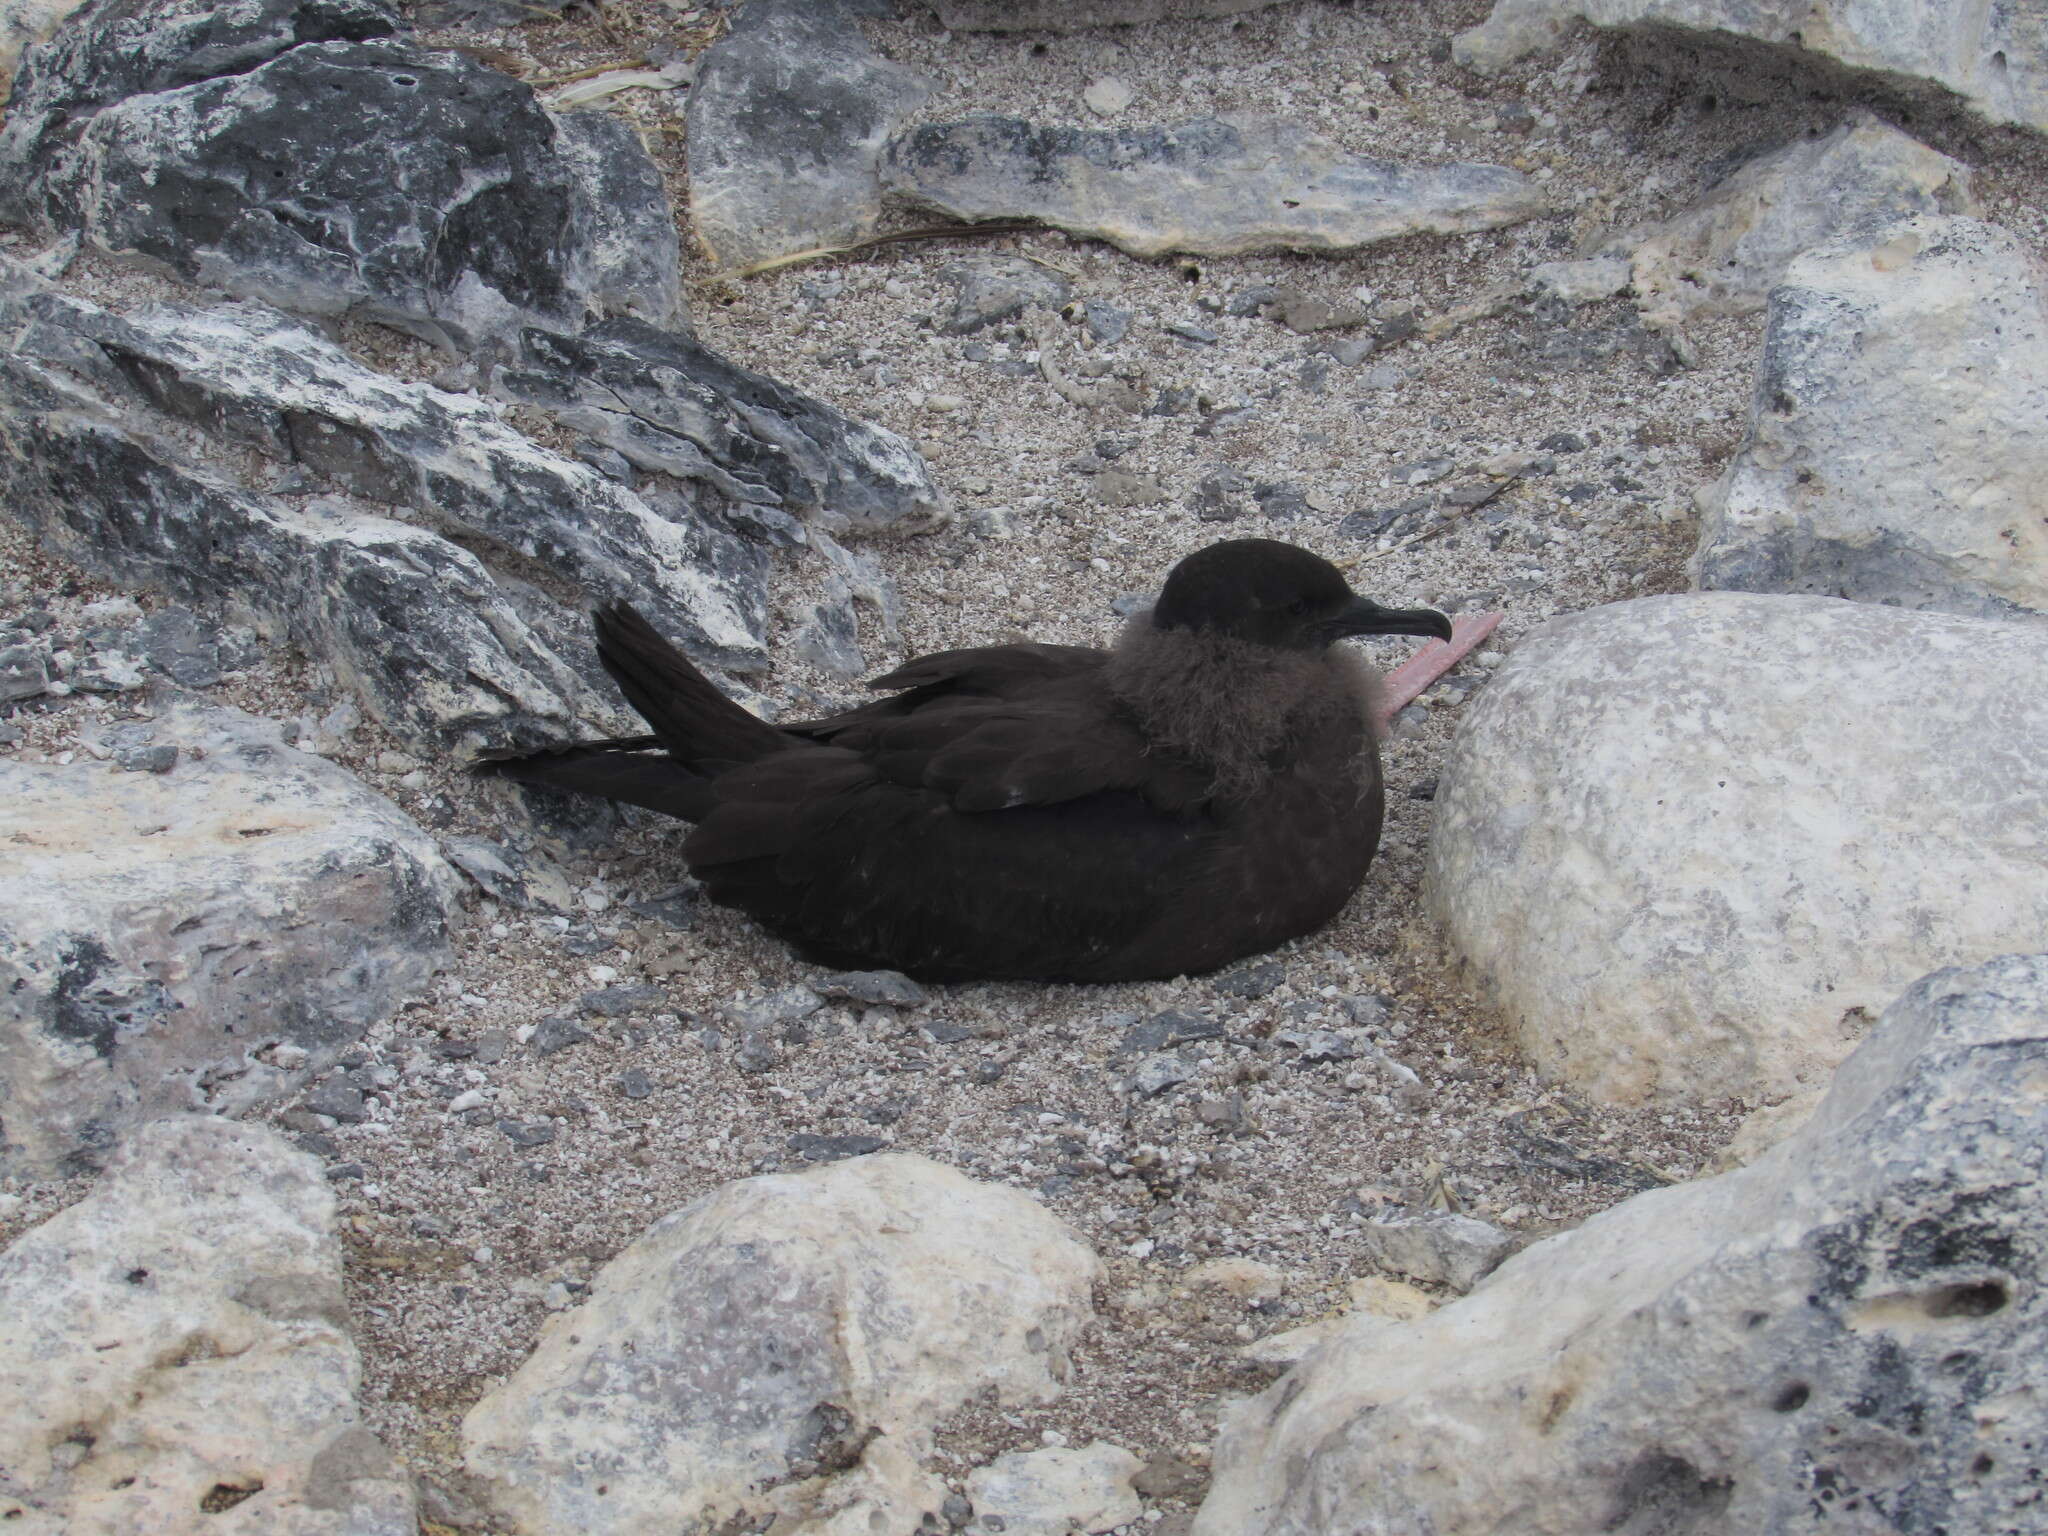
[682,744,1214,981]
[789,643,1208,813]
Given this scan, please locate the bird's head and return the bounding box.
[1151,539,1453,651]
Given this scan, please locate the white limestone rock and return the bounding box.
[1426,592,2048,1104]
[1693,214,2048,621]
[1195,953,2048,1536]
[462,1152,1101,1535]
[0,703,460,1176]
[1455,0,2048,135]
[965,1442,1143,1536]
[1629,113,1976,325]
[1354,1209,1516,1292]
[0,1117,414,1534]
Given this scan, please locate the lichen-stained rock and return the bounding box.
[1455,0,2048,136]
[880,115,1545,260]
[0,1117,415,1534]
[686,0,931,270]
[3,363,607,747]
[1425,593,2048,1105]
[0,0,681,351]
[462,1153,1101,1535]
[0,0,85,105]
[491,318,951,537]
[1629,113,1976,325]
[1195,953,2048,1536]
[0,704,460,1177]
[1693,215,2048,621]
[0,264,774,746]
[5,280,769,668]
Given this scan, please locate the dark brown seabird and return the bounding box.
[478,538,1451,982]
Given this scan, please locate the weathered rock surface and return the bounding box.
[1693,215,2048,620]
[1426,593,2048,1104]
[0,1117,414,1533]
[462,1152,1100,1535]
[1630,113,1976,325]
[0,0,681,350]
[1355,1209,1516,1292]
[490,318,950,537]
[882,115,1545,259]
[0,265,777,747]
[0,703,460,1176]
[687,0,930,270]
[1196,953,2048,1536]
[926,0,1281,27]
[0,0,82,102]
[965,1442,1143,1536]
[1455,0,2048,135]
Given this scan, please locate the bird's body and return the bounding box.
[480,540,1450,982]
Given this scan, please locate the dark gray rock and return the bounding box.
[1338,498,1434,543]
[0,702,459,1177]
[577,984,668,1019]
[937,255,1072,335]
[1214,961,1284,1000]
[615,1068,654,1101]
[735,1030,780,1075]
[1165,319,1220,345]
[686,0,929,270]
[882,115,1545,259]
[1082,300,1130,344]
[528,1016,592,1057]
[787,1133,889,1163]
[0,267,768,750]
[815,970,930,1008]
[133,606,225,687]
[106,724,178,774]
[0,641,48,702]
[1119,1010,1225,1057]
[1188,465,1252,522]
[0,0,681,350]
[1253,481,1310,520]
[305,1076,369,1125]
[490,318,948,538]
[790,574,866,679]
[628,887,696,929]
[497,1119,556,1148]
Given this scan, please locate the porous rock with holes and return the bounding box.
[1196,952,2048,1536]
[0,1116,415,1534]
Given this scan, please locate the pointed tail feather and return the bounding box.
[476,743,721,821]
[592,602,790,768]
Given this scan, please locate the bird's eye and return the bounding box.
[1285,597,1311,616]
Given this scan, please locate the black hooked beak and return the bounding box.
[1328,596,1455,643]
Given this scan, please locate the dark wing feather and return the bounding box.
[682,743,1215,981]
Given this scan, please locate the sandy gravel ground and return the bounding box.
[5,0,2047,1521]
